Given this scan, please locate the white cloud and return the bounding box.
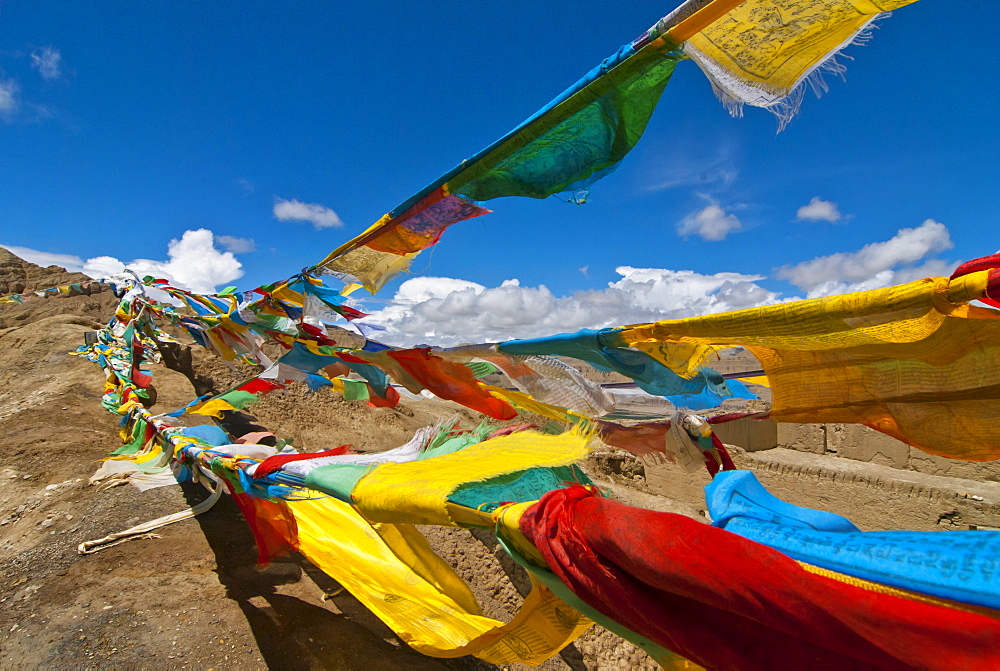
[645,138,739,192]
[101,229,243,293]
[649,157,738,192]
[216,235,256,253]
[81,255,126,278]
[273,198,344,229]
[0,244,85,272]
[235,178,255,194]
[352,220,961,346]
[0,78,20,116]
[30,47,63,80]
[3,229,243,294]
[777,219,954,296]
[361,267,781,346]
[677,199,742,241]
[796,196,842,223]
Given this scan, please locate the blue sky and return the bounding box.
[2,1,998,344]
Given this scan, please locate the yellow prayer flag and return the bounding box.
[188,398,238,418]
[619,272,1000,461]
[685,0,919,122]
[352,429,592,527]
[290,495,590,665]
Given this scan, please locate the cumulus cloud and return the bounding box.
[677,199,742,241]
[796,196,842,223]
[356,221,960,345]
[361,267,781,346]
[777,219,954,297]
[273,198,344,229]
[3,229,243,294]
[216,235,256,253]
[30,47,63,80]
[91,229,243,293]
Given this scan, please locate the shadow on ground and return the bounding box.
[181,482,493,670]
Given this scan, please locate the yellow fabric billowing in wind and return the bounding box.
[352,429,592,526]
[686,0,919,95]
[289,495,591,665]
[188,398,238,418]
[737,375,770,388]
[631,341,716,378]
[484,385,590,426]
[315,214,421,293]
[619,272,1000,461]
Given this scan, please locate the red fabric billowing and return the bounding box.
[386,348,517,420]
[987,269,1000,309]
[142,422,156,447]
[951,253,1000,279]
[238,378,285,395]
[704,433,736,475]
[486,424,536,440]
[336,351,369,365]
[951,255,1000,308]
[366,383,400,408]
[131,365,153,388]
[519,486,1000,671]
[130,332,153,388]
[596,420,670,455]
[252,445,351,479]
[338,305,369,321]
[715,438,736,471]
[300,322,339,346]
[706,411,770,425]
[229,491,299,565]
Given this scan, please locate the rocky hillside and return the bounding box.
[0,248,93,295]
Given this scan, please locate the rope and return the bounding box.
[78,480,222,555]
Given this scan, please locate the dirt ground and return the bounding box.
[0,286,677,670]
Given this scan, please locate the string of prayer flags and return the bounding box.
[80,260,1000,670]
[308,0,922,294]
[497,329,755,410]
[310,41,684,292]
[618,268,1000,461]
[188,378,285,418]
